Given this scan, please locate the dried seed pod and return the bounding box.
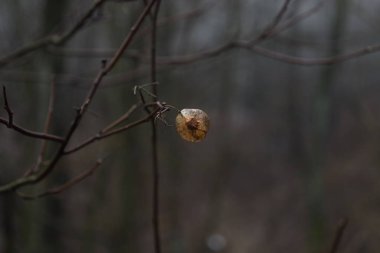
[175,109,209,142]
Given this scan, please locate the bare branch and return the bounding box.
[0,117,64,143]
[29,0,158,182]
[18,160,102,200]
[0,118,64,143]
[122,0,380,67]
[0,0,108,68]
[101,103,139,133]
[256,0,292,41]
[47,1,216,59]
[272,0,328,38]
[0,0,157,193]
[141,39,380,67]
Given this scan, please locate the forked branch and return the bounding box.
[1,86,64,143]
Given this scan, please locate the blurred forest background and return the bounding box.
[0,0,380,252]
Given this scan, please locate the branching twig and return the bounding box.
[1,86,63,142]
[0,0,157,193]
[63,107,159,155]
[18,160,102,200]
[256,0,292,41]
[272,0,328,38]
[29,0,158,183]
[48,0,215,59]
[0,0,108,68]
[35,0,374,70]
[125,0,380,67]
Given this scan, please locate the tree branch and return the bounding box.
[256,0,292,41]
[249,43,380,65]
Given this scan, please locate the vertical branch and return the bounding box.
[150,1,162,253]
[2,86,13,127]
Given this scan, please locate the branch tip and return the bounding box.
[2,85,13,127]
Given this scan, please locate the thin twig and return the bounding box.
[101,103,140,133]
[256,0,292,41]
[129,0,380,67]
[33,0,158,182]
[2,86,13,127]
[0,0,108,68]
[272,0,328,38]
[64,107,159,155]
[20,0,377,70]
[249,43,380,65]
[18,160,102,200]
[148,39,380,67]
[101,108,159,138]
[328,218,348,253]
[0,118,63,143]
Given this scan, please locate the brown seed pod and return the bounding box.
[175,109,210,142]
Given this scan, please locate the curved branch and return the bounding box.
[249,43,380,65]
[145,41,380,66]
[0,0,157,193]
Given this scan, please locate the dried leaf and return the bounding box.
[175,109,209,142]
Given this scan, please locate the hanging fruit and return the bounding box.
[175,109,209,142]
